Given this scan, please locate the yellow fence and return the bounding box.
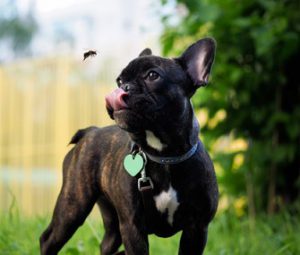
[0,57,114,215]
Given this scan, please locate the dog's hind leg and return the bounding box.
[97,198,123,255]
[40,149,98,255]
[40,192,96,255]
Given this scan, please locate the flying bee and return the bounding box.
[83,50,97,61]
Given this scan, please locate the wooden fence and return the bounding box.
[0,57,114,215]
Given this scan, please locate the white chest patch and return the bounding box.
[154,185,180,226]
[145,130,166,152]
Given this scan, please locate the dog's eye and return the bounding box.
[116,78,123,86]
[146,71,159,81]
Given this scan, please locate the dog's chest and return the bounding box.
[153,185,180,226]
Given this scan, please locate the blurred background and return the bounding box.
[0,0,299,254]
[0,0,161,216]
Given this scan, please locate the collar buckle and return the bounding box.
[138,176,154,191]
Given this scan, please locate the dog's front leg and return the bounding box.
[178,224,208,255]
[119,220,149,255]
[117,210,149,255]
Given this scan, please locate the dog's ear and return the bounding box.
[139,48,152,57]
[176,38,216,87]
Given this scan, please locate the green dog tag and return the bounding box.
[123,153,144,176]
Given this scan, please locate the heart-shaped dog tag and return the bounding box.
[123,154,144,177]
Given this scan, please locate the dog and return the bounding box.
[40,38,219,255]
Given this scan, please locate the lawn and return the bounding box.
[0,206,299,255]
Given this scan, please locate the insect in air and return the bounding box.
[83,50,97,61]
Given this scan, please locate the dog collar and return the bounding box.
[144,140,202,165]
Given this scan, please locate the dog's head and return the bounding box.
[105,38,216,134]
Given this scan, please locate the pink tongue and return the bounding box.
[105,88,128,111]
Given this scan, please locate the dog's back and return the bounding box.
[65,125,131,183]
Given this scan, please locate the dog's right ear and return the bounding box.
[176,38,216,88]
[139,48,152,57]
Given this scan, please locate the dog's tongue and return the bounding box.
[105,88,128,111]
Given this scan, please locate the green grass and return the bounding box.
[0,207,299,255]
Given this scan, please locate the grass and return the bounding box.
[0,206,299,255]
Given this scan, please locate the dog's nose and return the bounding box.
[105,88,129,111]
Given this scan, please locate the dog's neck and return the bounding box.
[129,107,200,157]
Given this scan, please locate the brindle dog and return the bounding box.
[40,38,219,255]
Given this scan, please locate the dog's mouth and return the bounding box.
[105,88,129,119]
[105,88,148,132]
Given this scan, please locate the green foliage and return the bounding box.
[160,0,300,213]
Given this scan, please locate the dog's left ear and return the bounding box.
[176,38,216,87]
[139,48,152,57]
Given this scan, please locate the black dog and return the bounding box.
[40,38,218,255]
